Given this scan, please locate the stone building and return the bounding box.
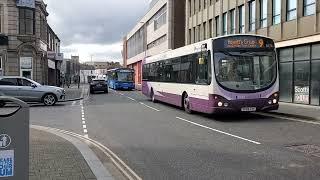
[0,0,61,85]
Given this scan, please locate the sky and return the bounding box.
[44,0,151,63]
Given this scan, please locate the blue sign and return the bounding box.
[0,135,11,149]
[0,150,14,177]
[16,0,35,9]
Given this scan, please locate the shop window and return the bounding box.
[312,44,320,59]
[294,46,310,61]
[311,60,320,105]
[279,63,293,102]
[294,61,310,104]
[279,48,293,62]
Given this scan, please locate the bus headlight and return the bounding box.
[218,102,223,107]
[273,99,277,104]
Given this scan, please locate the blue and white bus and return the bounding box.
[107,68,135,90]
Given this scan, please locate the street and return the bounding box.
[30,88,320,180]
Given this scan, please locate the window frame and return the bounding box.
[272,0,281,25]
[238,5,245,33]
[286,0,297,21]
[19,8,35,35]
[260,0,268,28]
[249,0,256,32]
[222,12,227,35]
[303,0,316,16]
[229,9,235,34]
[215,15,220,36]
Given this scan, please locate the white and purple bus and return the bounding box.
[142,35,279,114]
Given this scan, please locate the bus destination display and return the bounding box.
[214,36,275,50]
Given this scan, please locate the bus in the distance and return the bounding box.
[107,68,135,90]
[142,35,279,114]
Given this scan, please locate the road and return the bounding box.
[30,89,320,180]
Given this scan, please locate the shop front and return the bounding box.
[278,43,320,106]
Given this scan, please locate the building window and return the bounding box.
[147,35,167,49]
[304,0,315,16]
[215,16,220,36]
[210,0,213,5]
[260,0,267,28]
[204,0,207,9]
[230,9,235,34]
[239,5,245,33]
[199,0,201,11]
[194,0,196,14]
[249,1,256,31]
[19,8,35,35]
[193,27,196,43]
[272,0,281,25]
[198,25,201,41]
[189,0,192,17]
[287,0,297,21]
[203,22,206,40]
[188,29,192,44]
[209,19,213,38]
[222,12,227,35]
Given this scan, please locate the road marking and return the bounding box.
[71,101,76,106]
[80,100,89,138]
[83,125,87,129]
[139,102,161,112]
[82,121,86,124]
[255,112,320,125]
[126,97,136,101]
[83,129,88,133]
[176,117,261,145]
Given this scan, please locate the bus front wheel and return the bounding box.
[183,93,192,114]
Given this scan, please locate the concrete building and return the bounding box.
[0,0,61,85]
[186,0,320,106]
[61,56,80,84]
[123,0,186,89]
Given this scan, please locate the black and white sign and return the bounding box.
[20,57,33,69]
[294,86,309,104]
[16,0,35,9]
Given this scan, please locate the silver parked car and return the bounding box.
[0,76,65,107]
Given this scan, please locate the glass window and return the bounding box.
[239,5,245,33]
[203,22,206,39]
[279,63,293,102]
[230,9,235,34]
[196,51,211,84]
[222,13,227,35]
[287,0,297,21]
[273,0,281,25]
[19,8,35,35]
[311,60,320,105]
[249,1,256,31]
[260,0,267,28]
[20,79,32,86]
[1,78,18,86]
[215,16,220,36]
[189,0,192,17]
[294,61,310,104]
[294,46,310,61]
[179,55,196,83]
[204,0,207,9]
[279,48,293,62]
[194,0,196,14]
[312,44,320,59]
[304,0,316,16]
[198,25,201,41]
[209,19,213,38]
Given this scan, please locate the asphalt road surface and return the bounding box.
[30,90,320,180]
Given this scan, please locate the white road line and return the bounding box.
[82,121,86,124]
[82,114,85,118]
[255,112,320,125]
[83,125,87,129]
[71,101,76,106]
[84,129,88,133]
[126,97,136,101]
[139,102,161,112]
[176,117,261,145]
[119,93,124,96]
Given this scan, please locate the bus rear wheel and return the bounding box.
[183,93,192,114]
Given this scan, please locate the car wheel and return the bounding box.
[0,101,6,108]
[42,94,57,106]
[183,93,192,114]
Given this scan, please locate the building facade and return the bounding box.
[84,61,121,70]
[123,0,186,89]
[0,0,62,85]
[186,0,320,106]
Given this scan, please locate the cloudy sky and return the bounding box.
[44,0,151,63]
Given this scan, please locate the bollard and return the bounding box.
[0,96,29,180]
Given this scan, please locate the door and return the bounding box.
[17,78,43,102]
[0,78,20,98]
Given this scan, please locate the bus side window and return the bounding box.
[196,51,210,84]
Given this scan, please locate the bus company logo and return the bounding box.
[0,134,11,149]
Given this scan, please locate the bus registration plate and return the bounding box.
[241,107,256,112]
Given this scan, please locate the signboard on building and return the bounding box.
[16,0,35,9]
[294,86,309,104]
[47,51,56,60]
[48,59,55,69]
[56,53,64,61]
[39,40,47,52]
[20,57,32,69]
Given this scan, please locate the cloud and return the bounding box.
[44,0,150,61]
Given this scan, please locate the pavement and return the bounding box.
[271,102,320,121]
[26,87,320,180]
[29,129,97,180]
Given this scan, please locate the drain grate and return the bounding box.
[287,144,320,157]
